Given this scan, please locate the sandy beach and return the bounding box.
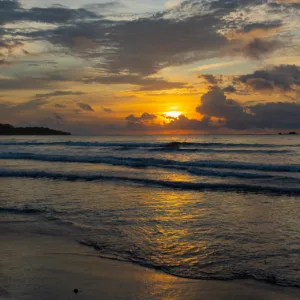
[1,228,299,300]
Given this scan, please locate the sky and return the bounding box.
[0,0,300,135]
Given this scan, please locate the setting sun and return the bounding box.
[164,111,182,118]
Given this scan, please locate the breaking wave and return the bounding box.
[148,148,291,154]
[0,206,53,215]
[78,239,300,288]
[1,152,300,173]
[1,169,300,195]
[0,206,58,215]
[187,168,273,179]
[0,140,296,149]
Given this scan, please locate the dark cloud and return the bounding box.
[102,15,227,76]
[166,114,215,131]
[83,1,125,12]
[222,85,236,93]
[0,69,86,91]
[199,74,218,85]
[0,98,48,123]
[244,78,274,91]
[35,90,86,99]
[195,87,300,130]
[0,77,54,90]
[54,104,66,108]
[4,0,295,79]
[0,38,24,56]
[1,1,299,134]
[0,0,20,10]
[0,2,96,25]
[28,111,65,130]
[226,102,300,130]
[126,112,157,124]
[77,103,95,112]
[243,38,282,59]
[125,112,158,130]
[104,108,113,113]
[37,0,296,76]
[83,74,187,91]
[30,2,233,76]
[196,87,246,120]
[238,64,300,91]
[242,21,283,33]
[0,59,13,65]
[244,102,300,129]
[12,98,48,110]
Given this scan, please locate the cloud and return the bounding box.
[242,38,282,59]
[54,103,66,108]
[0,1,300,134]
[0,59,13,65]
[243,78,274,91]
[83,1,125,12]
[241,21,283,33]
[4,0,297,78]
[274,0,300,5]
[238,64,300,91]
[0,38,25,58]
[0,2,96,25]
[125,112,158,130]
[0,0,20,10]
[12,98,48,110]
[126,112,157,123]
[103,16,227,76]
[35,90,86,99]
[77,103,95,112]
[166,114,215,131]
[0,98,49,123]
[0,77,54,90]
[244,102,300,129]
[196,87,245,120]
[83,74,187,91]
[199,74,218,85]
[223,85,236,93]
[30,1,241,76]
[195,87,300,130]
[33,0,298,77]
[104,108,113,113]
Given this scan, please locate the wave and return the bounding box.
[78,239,300,288]
[1,152,300,173]
[149,148,291,154]
[0,206,47,215]
[0,140,295,148]
[188,168,273,179]
[0,141,158,148]
[1,169,300,195]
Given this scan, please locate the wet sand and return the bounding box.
[1,230,299,300]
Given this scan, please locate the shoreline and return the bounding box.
[1,230,299,300]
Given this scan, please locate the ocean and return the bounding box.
[1,135,300,287]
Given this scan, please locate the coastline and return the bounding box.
[1,229,299,300]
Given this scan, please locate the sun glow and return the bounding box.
[164,111,182,118]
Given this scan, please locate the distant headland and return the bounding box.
[278,132,298,135]
[0,124,71,135]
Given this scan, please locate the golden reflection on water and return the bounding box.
[137,190,211,268]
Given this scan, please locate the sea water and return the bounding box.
[1,135,300,287]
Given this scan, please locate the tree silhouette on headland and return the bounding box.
[0,124,71,135]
